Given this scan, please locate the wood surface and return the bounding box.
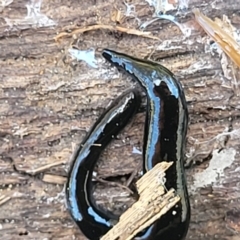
[1,0,240,240]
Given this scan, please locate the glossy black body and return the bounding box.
[102,49,190,240]
[66,90,141,240]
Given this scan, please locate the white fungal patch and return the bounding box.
[190,148,236,193]
[68,48,98,68]
[144,0,176,14]
[4,0,56,28]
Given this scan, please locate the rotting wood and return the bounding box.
[101,162,180,240]
[1,1,240,240]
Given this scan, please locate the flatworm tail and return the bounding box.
[66,90,141,240]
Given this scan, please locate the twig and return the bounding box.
[0,195,12,206]
[14,159,66,176]
[55,24,160,42]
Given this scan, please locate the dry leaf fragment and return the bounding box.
[193,8,240,68]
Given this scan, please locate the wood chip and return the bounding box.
[42,174,67,185]
[101,162,180,240]
[111,9,124,24]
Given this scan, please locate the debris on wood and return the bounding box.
[15,159,66,176]
[193,8,240,68]
[111,8,124,24]
[42,174,67,185]
[101,162,180,240]
[55,24,160,42]
[0,194,12,207]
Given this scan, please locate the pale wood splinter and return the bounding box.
[101,161,180,240]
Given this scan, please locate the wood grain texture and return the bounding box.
[1,0,240,239]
